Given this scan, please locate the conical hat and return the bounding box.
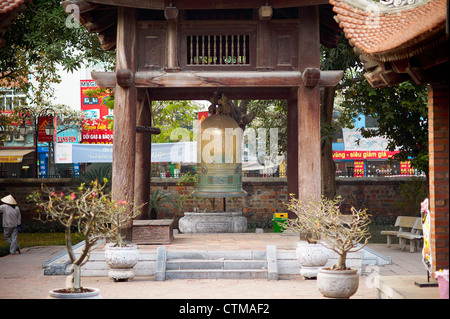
[1,195,17,205]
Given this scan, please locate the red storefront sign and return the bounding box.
[81,118,113,144]
[80,80,113,144]
[353,160,365,177]
[400,161,415,175]
[37,116,55,142]
[332,150,398,160]
[198,111,209,125]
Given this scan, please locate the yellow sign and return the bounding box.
[0,156,23,163]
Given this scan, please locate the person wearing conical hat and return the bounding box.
[1,195,21,255]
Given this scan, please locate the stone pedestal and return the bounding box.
[178,212,247,233]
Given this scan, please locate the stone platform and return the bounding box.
[43,233,390,281]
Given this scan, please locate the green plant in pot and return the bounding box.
[285,196,371,298]
[148,190,172,219]
[28,179,142,297]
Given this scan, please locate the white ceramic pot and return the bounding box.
[48,287,101,299]
[104,243,139,281]
[296,243,329,279]
[317,268,359,299]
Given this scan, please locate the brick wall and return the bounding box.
[428,82,449,272]
[1,176,426,229]
[0,179,81,226]
[335,177,427,217]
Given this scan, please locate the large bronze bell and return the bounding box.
[192,94,247,198]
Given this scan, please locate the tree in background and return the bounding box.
[152,100,202,144]
[246,36,428,197]
[337,80,428,178]
[0,0,114,106]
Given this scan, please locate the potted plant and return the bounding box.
[148,190,172,219]
[316,197,371,298]
[102,194,143,282]
[28,179,142,297]
[282,195,330,279]
[284,196,371,298]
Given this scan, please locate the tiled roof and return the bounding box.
[0,0,26,14]
[329,0,447,61]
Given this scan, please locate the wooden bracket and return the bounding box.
[258,6,272,20]
[164,6,179,20]
[136,126,161,135]
[116,69,134,87]
[302,67,321,88]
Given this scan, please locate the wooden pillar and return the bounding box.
[287,88,299,217]
[165,6,180,72]
[428,81,449,273]
[112,6,138,240]
[256,5,273,70]
[297,6,321,201]
[135,90,152,220]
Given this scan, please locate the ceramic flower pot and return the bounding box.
[317,268,359,299]
[296,243,329,279]
[104,243,139,281]
[48,287,101,299]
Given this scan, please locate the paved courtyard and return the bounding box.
[0,233,441,301]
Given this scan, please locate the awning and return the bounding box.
[0,149,34,163]
[55,142,197,164]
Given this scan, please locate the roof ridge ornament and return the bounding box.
[380,0,426,8]
[335,0,432,13]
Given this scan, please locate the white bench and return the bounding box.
[397,218,423,253]
[380,216,419,248]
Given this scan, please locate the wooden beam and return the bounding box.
[112,6,138,240]
[86,0,164,10]
[86,0,328,10]
[135,70,303,87]
[171,0,329,9]
[92,70,341,88]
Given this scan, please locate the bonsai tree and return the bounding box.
[284,196,371,270]
[284,194,325,243]
[27,179,142,293]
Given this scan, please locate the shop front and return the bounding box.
[333,150,420,177]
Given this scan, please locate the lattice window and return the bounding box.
[187,34,250,66]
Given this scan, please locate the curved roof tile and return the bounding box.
[0,0,26,14]
[329,0,447,61]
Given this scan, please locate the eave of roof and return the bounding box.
[0,0,31,47]
[0,0,26,14]
[329,0,447,62]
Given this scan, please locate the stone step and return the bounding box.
[166,250,267,260]
[166,268,268,280]
[166,259,267,270]
[154,245,278,281]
